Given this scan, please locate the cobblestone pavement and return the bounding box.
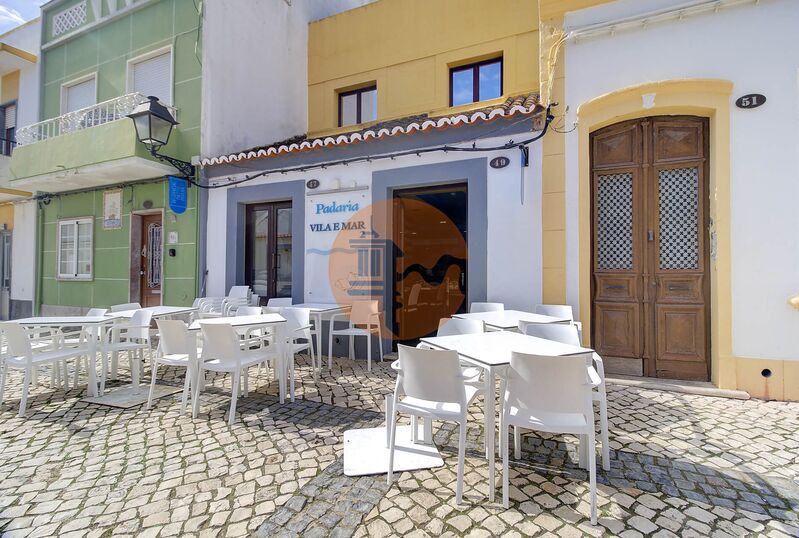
[0,353,797,537]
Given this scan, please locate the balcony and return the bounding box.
[9,93,180,193]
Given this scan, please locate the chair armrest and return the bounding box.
[586,365,602,388]
[328,312,348,330]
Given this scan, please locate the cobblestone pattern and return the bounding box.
[0,354,797,537]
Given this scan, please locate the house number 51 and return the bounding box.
[735,94,766,109]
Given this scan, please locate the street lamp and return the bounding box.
[127,95,194,178]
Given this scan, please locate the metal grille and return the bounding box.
[659,167,700,270]
[596,173,634,270]
[53,1,87,37]
[147,223,162,288]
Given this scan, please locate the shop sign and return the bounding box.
[309,199,363,232]
[103,189,122,230]
[735,94,766,109]
[168,176,188,214]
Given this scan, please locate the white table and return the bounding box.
[453,309,570,331]
[190,314,292,403]
[15,315,122,397]
[109,305,199,319]
[420,330,593,501]
[292,303,351,358]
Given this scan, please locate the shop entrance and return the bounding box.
[590,116,710,381]
[392,183,468,345]
[245,202,293,303]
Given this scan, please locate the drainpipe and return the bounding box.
[33,197,43,316]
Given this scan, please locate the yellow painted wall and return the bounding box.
[0,203,13,230]
[307,0,540,135]
[0,70,19,103]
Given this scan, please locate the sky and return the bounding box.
[0,0,44,35]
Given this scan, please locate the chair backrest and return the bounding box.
[535,304,574,321]
[279,307,311,335]
[110,302,142,312]
[156,319,194,356]
[350,300,379,326]
[267,297,293,307]
[0,322,32,357]
[522,323,581,347]
[235,306,263,316]
[87,308,108,316]
[228,286,251,299]
[437,317,485,336]
[397,344,464,404]
[470,302,504,313]
[507,351,594,415]
[200,323,242,361]
[128,309,154,340]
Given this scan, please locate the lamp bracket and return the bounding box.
[150,148,195,179]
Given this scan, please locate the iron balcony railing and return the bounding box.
[15,93,177,146]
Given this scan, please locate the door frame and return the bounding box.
[244,200,292,301]
[575,79,734,389]
[129,209,164,304]
[588,115,711,381]
[391,182,469,344]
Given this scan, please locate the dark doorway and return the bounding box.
[245,201,293,303]
[392,183,468,345]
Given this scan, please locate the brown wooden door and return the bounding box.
[591,116,709,381]
[139,213,162,307]
[244,202,293,303]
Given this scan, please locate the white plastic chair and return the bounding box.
[0,322,89,416]
[387,345,484,505]
[437,317,485,382]
[195,323,281,425]
[522,323,610,470]
[149,320,198,414]
[328,300,384,372]
[470,302,504,313]
[279,307,315,388]
[101,309,154,393]
[500,351,600,524]
[267,298,293,307]
[110,302,142,312]
[535,304,583,339]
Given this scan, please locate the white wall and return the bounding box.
[0,18,41,127]
[204,136,543,310]
[200,0,371,160]
[11,199,36,304]
[563,0,799,359]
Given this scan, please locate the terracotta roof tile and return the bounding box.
[201,91,542,166]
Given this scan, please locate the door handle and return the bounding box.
[647,230,655,241]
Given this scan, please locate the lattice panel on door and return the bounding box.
[147,223,162,288]
[52,1,87,37]
[658,167,699,270]
[596,173,634,270]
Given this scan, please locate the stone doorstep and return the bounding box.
[607,375,751,400]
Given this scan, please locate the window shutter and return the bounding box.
[65,78,96,113]
[4,104,16,129]
[132,52,172,105]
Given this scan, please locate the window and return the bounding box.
[129,50,172,105]
[1,102,15,156]
[338,85,377,127]
[62,76,96,114]
[450,58,503,106]
[57,218,93,279]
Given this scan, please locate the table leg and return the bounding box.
[315,313,323,373]
[486,367,496,503]
[86,325,98,397]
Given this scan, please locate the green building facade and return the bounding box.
[10,0,202,313]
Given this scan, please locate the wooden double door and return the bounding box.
[591,116,710,381]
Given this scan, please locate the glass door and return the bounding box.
[245,202,292,303]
